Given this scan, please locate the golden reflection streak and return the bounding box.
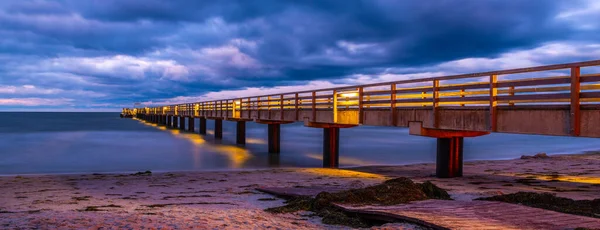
[305,153,377,166]
[135,118,251,168]
[299,168,385,179]
[496,172,600,185]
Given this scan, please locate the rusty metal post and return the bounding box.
[236,121,246,145]
[268,124,280,154]
[571,67,581,136]
[199,117,207,135]
[323,127,340,168]
[214,119,223,139]
[179,116,185,131]
[172,116,178,129]
[436,137,464,178]
[188,117,195,132]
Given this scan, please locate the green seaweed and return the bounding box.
[131,170,152,176]
[265,177,451,228]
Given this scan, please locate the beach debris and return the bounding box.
[131,170,152,176]
[142,202,236,208]
[79,204,123,212]
[71,196,91,201]
[520,153,549,159]
[477,192,600,219]
[265,177,450,228]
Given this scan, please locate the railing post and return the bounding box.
[257,97,261,120]
[390,84,397,126]
[295,93,299,121]
[571,66,581,136]
[333,90,338,123]
[432,80,440,128]
[312,91,317,122]
[460,89,465,107]
[358,87,364,124]
[508,86,515,106]
[247,98,251,119]
[489,74,498,132]
[280,94,284,121]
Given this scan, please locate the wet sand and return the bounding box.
[1,152,599,229]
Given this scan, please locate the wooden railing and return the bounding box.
[133,60,600,136]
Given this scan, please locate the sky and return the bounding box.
[0,0,599,111]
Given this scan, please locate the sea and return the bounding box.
[1,112,599,175]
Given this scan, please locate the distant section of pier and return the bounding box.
[127,60,600,178]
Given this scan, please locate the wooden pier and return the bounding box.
[128,60,600,178]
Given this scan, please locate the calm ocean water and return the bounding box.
[1,112,599,175]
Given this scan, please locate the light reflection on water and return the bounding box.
[1,112,600,175]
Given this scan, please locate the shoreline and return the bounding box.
[1,150,597,178]
[1,152,599,229]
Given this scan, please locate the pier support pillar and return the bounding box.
[188,117,195,132]
[236,121,246,145]
[267,124,280,153]
[199,117,207,135]
[172,116,178,129]
[167,115,172,127]
[179,116,185,131]
[408,121,489,178]
[214,119,223,139]
[162,115,167,125]
[323,127,340,168]
[436,137,464,178]
[304,121,357,168]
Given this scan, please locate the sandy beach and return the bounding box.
[1,152,599,229]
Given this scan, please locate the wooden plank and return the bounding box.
[571,67,581,136]
[363,90,392,96]
[497,77,570,88]
[436,96,489,103]
[490,75,498,132]
[581,91,600,98]
[438,82,489,91]
[395,87,433,94]
[581,74,600,82]
[496,93,570,101]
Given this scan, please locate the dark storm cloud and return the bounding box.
[0,0,597,110]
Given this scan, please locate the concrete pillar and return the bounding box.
[167,115,172,127]
[236,121,246,145]
[436,137,464,178]
[268,124,280,153]
[323,127,340,168]
[179,116,185,131]
[172,116,178,129]
[199,117,207,135]
[214,119,223,139]
[188,117,195,132]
